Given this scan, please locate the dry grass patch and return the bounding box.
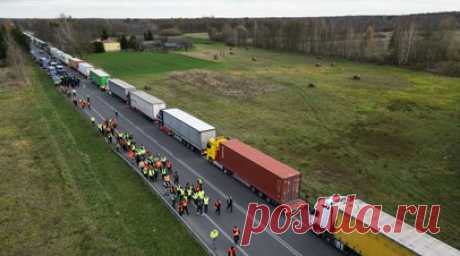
[169,70,283,98]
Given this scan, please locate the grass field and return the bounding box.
[86,40,460,248]
[0,61,204,255]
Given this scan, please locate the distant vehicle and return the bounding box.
[130,90,166,120]
[77,62,94,78]
[50,61,58,67]
[159,108,216,153]
[52,76,61,86]
[108,79,136,102]
[47,66,56,73]
[69,58,83,70]
[56,65,64,71]
[89,69,110,90]
[39,57,48,67]
[206,137,301,205]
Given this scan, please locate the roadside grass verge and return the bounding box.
[0,62,204,255]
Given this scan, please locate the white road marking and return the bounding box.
[89,99,250,256]
[91,91,303,256]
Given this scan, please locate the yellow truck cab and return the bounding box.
[206,136,228,161]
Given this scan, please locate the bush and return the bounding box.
[159,28,182,37]
[434,61,460,77]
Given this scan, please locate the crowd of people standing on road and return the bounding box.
[42,51,242,255]
[95,116,241,254]
[95,117,236,219]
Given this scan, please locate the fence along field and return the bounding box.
[86,38,460,248]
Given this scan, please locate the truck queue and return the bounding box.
[25,32,460,256]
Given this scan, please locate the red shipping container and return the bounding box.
[218,139,301,204]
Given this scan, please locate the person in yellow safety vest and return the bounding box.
[192,192,198,205]
[148,168,154,180]
[91,117,96,125]
[97,123,103,134]
[143,165,148,177]
[198,190,205,201]
[187,187,193,197]
[161,167,167,177]
[204,196,209,214]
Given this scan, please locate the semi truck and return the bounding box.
[130,91,166,120]
[50,47,61,60]
[160,108,216,153]
[89,69,110,90]
[206,137,301,204]
[69,57,83,70]
[77,62,94,78]
[108,79,137,102]
[58,52,72,65]
[319,196,460,256]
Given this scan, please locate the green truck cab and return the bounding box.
[90,69,110,90]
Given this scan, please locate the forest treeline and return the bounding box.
[8,11,460,75]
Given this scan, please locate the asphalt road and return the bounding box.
[31,47,341,256]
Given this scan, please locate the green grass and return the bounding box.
[85,44,460,248]
[86,51,216,79]
[0,62,204,255]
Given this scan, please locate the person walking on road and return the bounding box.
[232,226,240,245]
[214,199,222,216]
[209,229,219,250]
[183,198,190,216]
[173,170,179,185]
[170,192,177,209]
[226,195,233,213]
[228,246,237,256]
[204,195,209,214]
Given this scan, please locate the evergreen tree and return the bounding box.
[0,27,6,60]
[128,35,138,50]
[119,35,128,50]
[93,41,105,53]
[11,26,29,51]
[143,30,154,41]
[147,30,154,41]
[101,28,109,41]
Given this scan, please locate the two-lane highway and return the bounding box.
[32,47,341,256]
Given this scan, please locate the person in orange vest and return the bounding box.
[166,159,172,172]
[183,198,190,216]
[227,246,237,256]
[214,199,222,215]
[232,226,240,244]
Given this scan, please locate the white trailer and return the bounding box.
[160,108,216,152]
[77,62,94,78]
[108,79,137,102]
[50,47,61,60]
[58,53,72,65]
[130,91,166,121]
